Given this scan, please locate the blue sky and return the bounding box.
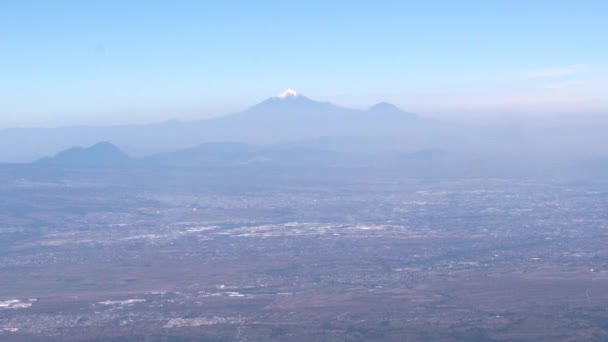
[1,0,607,127]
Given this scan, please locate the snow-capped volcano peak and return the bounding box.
[277,88,300,98]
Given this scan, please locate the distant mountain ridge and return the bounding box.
[37,140,343,167]
[197,90,423,145]
[0,90,423,162]
[29,140,608,179]
[210,90,418,126]
[366,102,418,119]
[144,141,341,167]
[38,142,132,166]
[36,138,458,166]
[2,89,608,163]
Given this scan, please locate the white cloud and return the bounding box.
[523,64,588,79]
[544,80,583,89]
[407,78,608,119]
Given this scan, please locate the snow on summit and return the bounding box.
[277,88,299,98]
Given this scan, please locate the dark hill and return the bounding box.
[38,142,132,167]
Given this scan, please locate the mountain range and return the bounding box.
[37,140,355,168]
[0,90,423,162]
[37,142,132,167]
[5,89,608,164]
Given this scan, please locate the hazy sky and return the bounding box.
[1,0,607,127]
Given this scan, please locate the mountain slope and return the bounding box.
[366,102,418,119]
[144,142,341,167]
[0,90,423,161]
[37,142,132,167]
[196,90,422,142]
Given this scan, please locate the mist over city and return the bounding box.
[2,1,608,341]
